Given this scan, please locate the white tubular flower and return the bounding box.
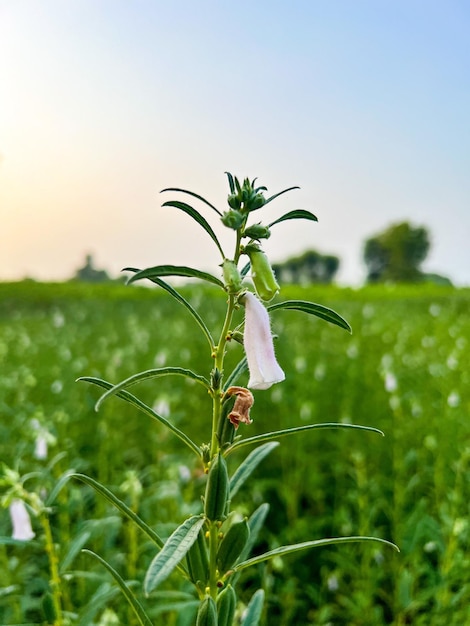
[243,291,285,390]
[9,499,35,541]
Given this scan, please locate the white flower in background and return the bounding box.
[34,435,48,460]
[243,292,285,390]
[9,499,35,541]
[31,418,49,460]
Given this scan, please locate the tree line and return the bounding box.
[73,222,451,286]
[274,221,450,286]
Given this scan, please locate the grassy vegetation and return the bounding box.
[1,281,469,625]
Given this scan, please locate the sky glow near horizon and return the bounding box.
[1,0,469,285]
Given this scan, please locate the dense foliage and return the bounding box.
[364,222,431,283]
[1,281,469,625]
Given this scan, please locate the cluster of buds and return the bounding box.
[227,176,267,213]
[221,176,271,242]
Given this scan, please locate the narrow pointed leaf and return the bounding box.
[233,536,400,573]
[223,357,248,390]
[78,377,201,457]
[46,469,81,506]
[227,423,384,454]
[161,188,222,216]
[225,171,235,194]
[268,300,352,333]
[240,261,251,278]
[230,442,279,499]
[69,473,164,549]
[127,264,225,289]
[269,209,318,228]
[82,549,154,626]
[144,516,206,595]
[263,185,300,206]
[231,503,270,587]
[124,270,214,347]
[241,589,265,626]
[162,200,224,256]
[93,367,210,412]
[60,529,92,572]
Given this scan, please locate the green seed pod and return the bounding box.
[217,584,237,626]
[244,223,271,240]
[246,246,280,302]
[187,527,209,590]
[204,453,230,521]
[42,592,57,624]
[217,518,250,573]
[196,595,218,626]
[222,259,242,294]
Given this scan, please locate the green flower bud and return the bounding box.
[204,453,230,521]
[201,444,211,466]
[222,259,242,294]
[244,223,271,240]
[227,193,241,211]
[250,193,266,210]
[221,209,244,230]
[246,247,280,302]
[228,330,244,345]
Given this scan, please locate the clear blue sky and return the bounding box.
[1,0,469,284]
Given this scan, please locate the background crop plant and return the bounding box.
[70,173,399,625]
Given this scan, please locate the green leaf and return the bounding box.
[82,549,154,626]
[233,536,400,573]
[225,171,235,194]
[46,469,80,506]
[144,516,206,595]
[161,187,222,217]
[263,185,300,207]
[230,442,279,499]
[268,300,352,333]
[77,582,119,626]
[92,367,210,412]
[246,504,269,550]
[77,377,202,458]
[60,529,92,572]
[127,264,225,289]
[223,357,248,390]
[227,423,384,454]
[124,271,214,348]
[231,503,270,587]
[268,209,318,228]
[162,200,225,257]
[240,262,251,278]
[69,473,164,550]
[241,589,265,626]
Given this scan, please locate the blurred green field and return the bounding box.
[1,281,469,625]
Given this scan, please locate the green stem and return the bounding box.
[210,293,237,456]
[40,511,63,626]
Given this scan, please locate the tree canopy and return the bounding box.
[272,250,340,285]
[363,222,430,283]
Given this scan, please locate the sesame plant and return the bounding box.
[77,174,397,624]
